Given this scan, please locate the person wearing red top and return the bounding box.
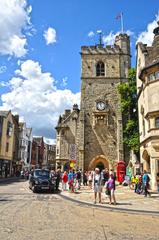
[62,171,68,191]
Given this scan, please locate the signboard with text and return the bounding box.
[69,144,76,162]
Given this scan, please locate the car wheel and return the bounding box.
[50,188,55,194]
[32,185,37,193]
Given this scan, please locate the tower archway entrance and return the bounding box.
[96,162,105,171]
[88,155,109,171]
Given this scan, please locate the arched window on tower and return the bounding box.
[155,117,159,128]
[96,61,105,76]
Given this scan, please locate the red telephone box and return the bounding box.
[117,161,126,183]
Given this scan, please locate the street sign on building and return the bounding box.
[69,144,76,162]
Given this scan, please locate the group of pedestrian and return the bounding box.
[49,167,159,202]
[130,170,159,197]
[83,171,93,187]
[54,169,82,192]
[20,169,29,180]
[131,170,151,197]
[50,169,61,191]
[54,167,116,204]
[92,167,116,205]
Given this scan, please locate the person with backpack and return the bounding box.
[142,170,151,197]
[106,173,116,205]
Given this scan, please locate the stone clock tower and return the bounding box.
[78,34,131,171]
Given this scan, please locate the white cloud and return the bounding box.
[0,66,7,74]
[88,31,95,38]
[0,0,32,58]
[137,13,159,46]
[44,137,56,145]
[97,30,102,34]
[44,27,57,45]
[0,60,80,139]
[0,81,9,87]
[61,77,68,88]
[102,30,134,45]
[102,31,118,45]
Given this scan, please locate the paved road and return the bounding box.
[0,180,159,240]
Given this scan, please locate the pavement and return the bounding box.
[0,176,20,184]
[60,184,159,215]
[1,177,159,215]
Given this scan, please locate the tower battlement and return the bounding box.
[81,33,130,55]
[115,33,130,41]
[81,45,121,55]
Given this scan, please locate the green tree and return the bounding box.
[118,68,139,154]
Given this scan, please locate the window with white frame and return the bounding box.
[155,117,159,128]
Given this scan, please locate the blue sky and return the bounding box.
[0,0,158,142]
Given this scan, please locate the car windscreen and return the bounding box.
[34,170,50,178]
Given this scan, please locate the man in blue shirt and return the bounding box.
[142,170,151,197]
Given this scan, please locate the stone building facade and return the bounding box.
[47,144,56,169]
[0,110,19,178]
[136,21,159,190]
[18,122,32,169]
[56,105,80,170]
[55,33,131,171]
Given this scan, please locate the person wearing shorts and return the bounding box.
[92,168,103,204]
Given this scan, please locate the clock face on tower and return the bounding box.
[96,101,106,111]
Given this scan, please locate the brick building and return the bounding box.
[31,137,44,168]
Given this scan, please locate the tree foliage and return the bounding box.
[118,68,139,154]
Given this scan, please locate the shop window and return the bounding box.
[155,117,159,128]
[149,73,155,81]
[148,119,150,130]
[96,61,105,76]
[7,122,13,136]
[155,71,159,80]
[6,142,9,152]
[143,119,145,136]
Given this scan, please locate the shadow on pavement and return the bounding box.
[149,195,159,199]
[114,202,132,206]
[0,178,27,186]
[30,189,61,195]
[0,199,13,202]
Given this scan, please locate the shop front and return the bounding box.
[0,160,11,178]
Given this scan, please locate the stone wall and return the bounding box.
[79,34,131,170]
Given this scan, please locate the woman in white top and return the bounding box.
[92,168,103,204]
